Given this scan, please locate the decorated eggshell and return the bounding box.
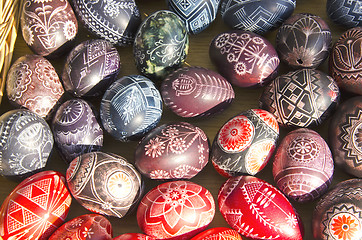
[211,109,279,177]
[0,171,72,240]
[161,66,235,118]
[133,10,189,80]
[190,227,244,240]
[220,0,296,34]
[72,0,141,46]
[100,75,163,141]
[327,0,362,28]
[218,175,304,239]
[167,0,220,34]
[329,96,362,178]
[113,233,155,240]
[0,109,53,178]
[6,55,64,118]
[329,27,362,95]
[66,152,143,218]
[209,30,279,88]
[52,99,103,164]
[62,39,121,97]
[273,128,334,203]
[134,122,209,180]
[137,181,215,240]
[260,68,340,128]
[48,214,113,240]
[21,0,77,57]
[312,178,362,240]
[276,13,332,69]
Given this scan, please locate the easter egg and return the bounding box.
[113,233,154,240]
[190,227,243,240]
[327,0,362,28]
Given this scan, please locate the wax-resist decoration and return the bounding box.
[113,233,155,240]
[6,55,64,118]
[218,175,303,239]
[209,30,279,88]
[312,178,362,240]
[135,122,209,180]
[0,109,53,177]
[21,0,78,57]
[327,0,362,28]
[190,227,244,239]
[137,181,215,240]
[0,171,72,240]
[260,68,340,128]
[211,109,279,177]
[161,66,234,118]
[66,152,143,219]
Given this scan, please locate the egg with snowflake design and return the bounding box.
[218,175,304,239]
[134,122,209,180]
[137,180,215,240]
[190,227,244,240]
[113,233,155,240]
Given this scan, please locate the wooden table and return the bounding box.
[0,0,355,239]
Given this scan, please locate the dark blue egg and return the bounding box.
[100,75,163,141]
[327,0,362,28]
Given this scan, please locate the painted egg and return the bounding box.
[327,0,362,28]
[260,68,340,128]
[209,30,279,88]
[21,0,78,57]
[137,181,215,240]
[133,10,189,80]
[211,109,279,177]
[113,233,155,240]
[312,178,362,240]
[0,109,53,178]
[190,227,244,240]
[62,39,121,97]
[48,214,113,240]
[276,13,332,69]
[100,75,163,141]
[329,96,362,178]
[0,171,72,240]
[52,99,103,164]
[134,122,209,180]
[66,152,143,218]
[161,66,235,118]
[167,0,220,34]
[273,128,334,203]
[329,27,362,95]
[6,55,64,118]
[220,0,296,34]
[72,0,141,46]
[218,175,304,239]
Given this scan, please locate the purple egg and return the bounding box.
[273,128,334,203]
[52,99,103,164]
[161,66,235,118]
[62,39,121,97]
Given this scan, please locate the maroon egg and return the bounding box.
[52,98,103,164]
[137,181,215,240]
[6,55,64,118]
[218,175,304,239]
[211,109,279,177]
[276,13,332,69]
[329,27,362,95]
[312,178,362,240]
[273,128,334,203]
[21,0,78,57]
[113,233,155,240]
[135,122,209,179]
[260,68,340,128]
[329,96,362,178]
[209,30,279,88]
[161,66,235,117]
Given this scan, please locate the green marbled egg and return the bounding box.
[133,10,189,80]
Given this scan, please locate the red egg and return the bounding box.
[48,214,113,240]
[137,181,215,240]
[218,175,304,239]
[190,227,244,240]
[0,171,72,240]
[113,233,155,240]
[161,66,234,117]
